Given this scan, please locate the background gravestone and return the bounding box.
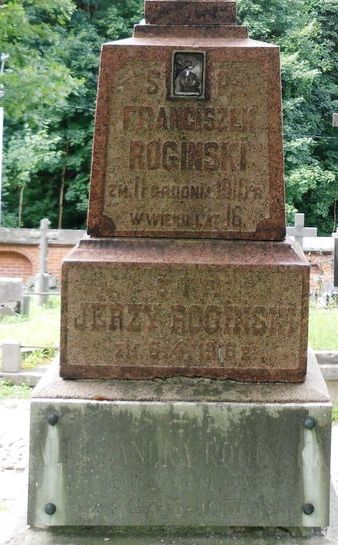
[0,277,23,317]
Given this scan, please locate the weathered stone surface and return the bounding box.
[1,340,21,373]
[87,33,285,240]
[0,277,23,304]
[27,365,331,528]
[35,349,331,404]
[145,0,237,26]
[134,24,248,39]
[60,237,309,382]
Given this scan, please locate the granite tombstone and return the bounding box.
[60,0,309,382]
[28,0,332,533]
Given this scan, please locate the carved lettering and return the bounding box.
[73,303,157,333]
[129,141,145,170]
[128,211,240,229]
[146,70,161,95]
[123,106,256,133]
[129,139,247,173]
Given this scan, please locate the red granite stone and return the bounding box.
[60,237,309,383]
[87,27,285,240]
[145,0,236,25]
[61,1,309,386]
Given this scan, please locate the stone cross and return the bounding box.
[35,218,51,305]
[286,213,317,248]
[39,218,50,275]
[333,228,338,288]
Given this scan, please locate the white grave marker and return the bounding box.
[286,213,317,248]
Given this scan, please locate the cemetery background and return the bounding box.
[0,217,337,393]
[0,0,337,236]
[0,0,336,540]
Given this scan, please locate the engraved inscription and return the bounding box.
[65,266,304,372]
[103,60,271,235]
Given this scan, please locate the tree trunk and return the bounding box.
[58,163,66,229]
[333,199,337,232]
[18,185,25,227]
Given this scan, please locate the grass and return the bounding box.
[0,299,60,396]
[333,407,338,423]
[0,380,32,399]
[0,298,60,349]
[308,306,338,350]
[21,347,58,369]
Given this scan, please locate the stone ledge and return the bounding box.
[34,350,329,404]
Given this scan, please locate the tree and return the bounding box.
[1,0,143,228]
[2,0,337,233]
[4,126,61,225]
[238,0,338,234]
[0,0,82,226]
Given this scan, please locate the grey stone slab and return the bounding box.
[299,237,332,253]
[1,341,21,373]
[316,351,338,366]
[28,396,331,528]
[10,488,338,544]
[33,349,330,404]
[0,369,43,386]
[0,277,23,304]
[326,381,338,407]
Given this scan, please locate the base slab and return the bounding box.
[28,354,331,529]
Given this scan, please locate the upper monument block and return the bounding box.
[87,0,285,240]
[145,0,236,26]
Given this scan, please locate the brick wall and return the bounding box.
[306,252,334,294]
[46,246,72,278]
[0,251,33,279]
[0,244,73,281]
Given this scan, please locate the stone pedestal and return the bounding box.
[28,352,331,529]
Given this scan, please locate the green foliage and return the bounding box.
[1,0,337,233]
[308,307,338,350]
[22,347,57,369]
[1,0,143,228]
[4,126,61,225]
[239,0,338,234]
[0,380,32,399]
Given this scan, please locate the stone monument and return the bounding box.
[28,0,332,534]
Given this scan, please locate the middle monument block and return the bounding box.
[60,238,308,382]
